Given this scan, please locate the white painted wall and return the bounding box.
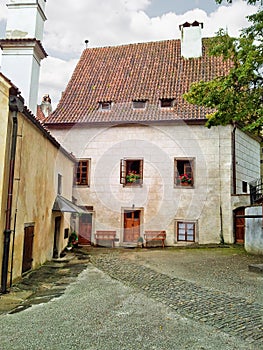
[245,206,263,255]
[49,123,259,246]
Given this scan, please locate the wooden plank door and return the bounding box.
[22,226,34,273]
[124,210,140,242]
[234,208,245,243]
[79,214,92,245]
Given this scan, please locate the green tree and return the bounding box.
[184,10,263,135]
[215,0,262,4]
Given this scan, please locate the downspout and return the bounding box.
[232,123,237,195]
[1,94,24,293]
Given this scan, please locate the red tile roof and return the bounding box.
[45,39,231,125]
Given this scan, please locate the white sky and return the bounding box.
[0,0,260,109]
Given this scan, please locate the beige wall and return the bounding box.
[0,76,12,272]
[0,76,75,284]
[49,122,260,246]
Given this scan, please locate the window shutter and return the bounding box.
[139,159,143,184]
[120,159,126,184]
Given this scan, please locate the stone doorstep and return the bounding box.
[248,264,263,274]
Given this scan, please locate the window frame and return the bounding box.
[99,101,112,110]
[160,98,174,108]
[174,158,194,187]
[176,221,196,242]
[74,159,91,186]
[120,158,143,186]
[132,100,147,109]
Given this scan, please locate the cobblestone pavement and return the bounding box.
[90,252,263,347]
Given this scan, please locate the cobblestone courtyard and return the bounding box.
[0,246,262,349]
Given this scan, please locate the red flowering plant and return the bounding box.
[126,171,140,183]
[179,174,192,184]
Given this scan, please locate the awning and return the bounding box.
[52,195,88,214]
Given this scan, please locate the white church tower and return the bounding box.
[0,0,47,114]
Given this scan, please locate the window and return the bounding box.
[57,173,62,195]
[120,159,143,186]
[133,100,146,109]
[242,181,248,193]
[99,101,111,110]
[160,98,174,108]
[177,222,195,242]
[74,159,90,186]
[174,158,194,187]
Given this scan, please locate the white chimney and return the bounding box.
[0,0,47,115]
[179,21,203,59]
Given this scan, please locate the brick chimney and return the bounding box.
[179,21,203,59]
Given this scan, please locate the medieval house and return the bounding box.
[45,22,261,247]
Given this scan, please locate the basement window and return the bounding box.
[160,98,174,108]
[120,159,143,186]
[99,101,112,110]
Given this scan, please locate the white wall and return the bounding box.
[245,206,263,255]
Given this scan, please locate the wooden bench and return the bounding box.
[95,231,116,248]
[144,231,166,248]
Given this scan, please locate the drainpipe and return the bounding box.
[1,94,24,294]
[232,123,237,195]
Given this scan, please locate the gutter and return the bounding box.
[1,94,24,293]
[232,123,237,195]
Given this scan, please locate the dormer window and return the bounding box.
[133,100,146,109]
[99,101,112,110]
[160,98,174,108]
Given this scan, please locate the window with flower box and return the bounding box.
[174,158,194,187]
[120,159,143,186]
[74,159,90,186]
[176,221,195,242]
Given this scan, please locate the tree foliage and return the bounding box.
[215,0,262,5]
[184,10,263,135]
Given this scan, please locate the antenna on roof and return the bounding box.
[85,40,89,48]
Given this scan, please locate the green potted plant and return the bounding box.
[126,171,140,183]
[137,236,144,248]
[67,231,78,250]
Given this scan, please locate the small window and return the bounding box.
[57,174,62,195]
[120,159,143,186]
[242,181,248,193]
[177,222,195,242]
[99,101,111,110]
[133,100,146,109]
[74,159,90,186]
[160,98,174,108]
[174,158,194,187]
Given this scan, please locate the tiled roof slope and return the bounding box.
[45,39,231,125]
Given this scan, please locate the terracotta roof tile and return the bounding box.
[45,39,231,125]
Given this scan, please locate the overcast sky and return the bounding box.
[0,0,260,109]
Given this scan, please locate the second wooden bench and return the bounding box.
[144,231,166,248]
[95,231,116,248]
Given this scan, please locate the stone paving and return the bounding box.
[90,252,263,347]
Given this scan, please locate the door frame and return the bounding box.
[121,207,144,244]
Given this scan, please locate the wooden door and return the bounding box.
[79,214,92,245]
[124,210,140,242]
[234,208,245,243]
[22,226,34,273]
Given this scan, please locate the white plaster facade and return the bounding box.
[245,206,263,255]
[49,122,261,247]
